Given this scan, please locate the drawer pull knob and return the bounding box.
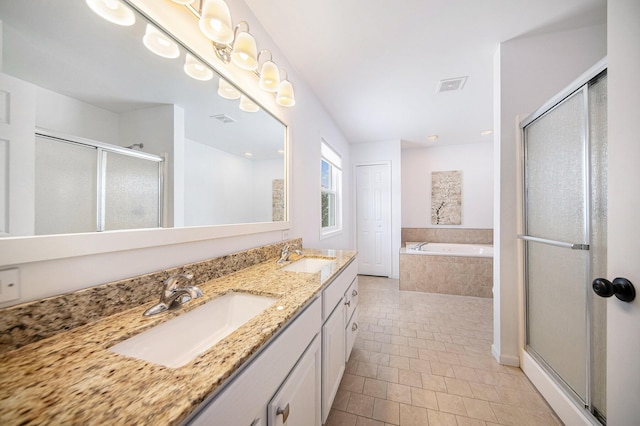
[277,403,290,423]
[352,322,358,331]
[345,300,351,307]
[352,289,358,296]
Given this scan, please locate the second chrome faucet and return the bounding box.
[143,272,203,316]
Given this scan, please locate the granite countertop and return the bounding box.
[0,249,356,425]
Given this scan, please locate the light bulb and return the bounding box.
[259,61,280,92]
[199,0,234,44]
[239,95,259,112]
[85,0,135,26]
[230,32,258,70]
[184,54,213,81]
[143,24,180,59]
[218,78,241,100]
[276,80,295,107]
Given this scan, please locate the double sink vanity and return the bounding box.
[0,245,358,425]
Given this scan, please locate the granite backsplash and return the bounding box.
[0,239,302,354]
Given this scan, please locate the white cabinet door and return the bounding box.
[321,302,346,423]
[269,335,321,426]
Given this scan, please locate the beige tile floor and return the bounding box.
[326,276,563,426]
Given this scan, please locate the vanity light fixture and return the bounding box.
[239,94,260,112]
[143,24,180,59]
[258,50,280,92]
[217,77,241,99]
[184,53,214,81]
[86,0,135,26]
[183,0,296,107]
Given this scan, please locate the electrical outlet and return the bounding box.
[282,230,290,240]
[0,268,20,303]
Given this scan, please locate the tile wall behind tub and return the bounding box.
[0,239,302,354]
[401,228,493,245]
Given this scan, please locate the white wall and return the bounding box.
[183,140,282,226]
[493,24,606,365]
[36,86,119,144]
[252,158,285,222]
[401,142,493,229]
[351,140,402,279]
[0,0,354,306]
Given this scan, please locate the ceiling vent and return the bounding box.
[436,76,468,93]
[211,113,236,123]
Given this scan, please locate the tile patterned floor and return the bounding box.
[326,276,562,426]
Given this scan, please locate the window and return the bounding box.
[321,140,342,236]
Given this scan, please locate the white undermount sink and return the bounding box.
[280,257,336,273]
[110,292,277,368]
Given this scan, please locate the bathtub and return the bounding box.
[405,242,493,258]
[400,242,494,298]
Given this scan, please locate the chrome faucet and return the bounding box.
[143,272,203,316]
[415,242,429,250]
[277,244,303,263]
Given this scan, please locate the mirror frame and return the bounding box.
[0,0,290,267]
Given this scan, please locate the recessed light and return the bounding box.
[277,149,285,154]
[244,152,253,157]
[480,129,493,136]
[426,135,439,141]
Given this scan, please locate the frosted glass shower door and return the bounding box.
[522,72,608,421]
[524,88,588,401]
[35,136,97,235]
[102,151,162,231]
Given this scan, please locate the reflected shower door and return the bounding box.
[522,73,607,421]
[102,151,162,231]
[35,136,97,235]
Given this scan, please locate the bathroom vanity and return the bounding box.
[0,247,358,425]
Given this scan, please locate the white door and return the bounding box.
[0,73,36,236]
[356,163,391,276]
[606,1,640,422]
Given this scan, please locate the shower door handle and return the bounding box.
[592,277,636,302]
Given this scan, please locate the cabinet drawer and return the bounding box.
[323,260,357,320]
[344,277,358,326]
[345,307,359,361]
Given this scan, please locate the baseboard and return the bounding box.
[491,344,520,367]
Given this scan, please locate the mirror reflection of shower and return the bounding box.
[126,143,144,150]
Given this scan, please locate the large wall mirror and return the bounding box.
[0,1,289,264]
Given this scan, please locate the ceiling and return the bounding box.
[244,0,606,147]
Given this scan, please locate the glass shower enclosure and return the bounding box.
[34,131,164,235]
[520,65,607,423]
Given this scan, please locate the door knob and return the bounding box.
[592,277,635,302]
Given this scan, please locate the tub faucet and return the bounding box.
[143,272,203,316]
[277,244,303,263]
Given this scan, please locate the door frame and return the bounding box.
[353,161,392,277]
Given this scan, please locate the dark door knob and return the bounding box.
[592,277,635,302]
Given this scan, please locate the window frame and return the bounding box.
[320,140,342,238]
